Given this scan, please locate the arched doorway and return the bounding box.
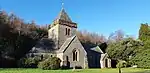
[66,56,70,68]
[105,59,108,68]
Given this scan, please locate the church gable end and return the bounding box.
[58,36,87,68]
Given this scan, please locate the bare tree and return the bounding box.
[77,30,106,44]
[108,30,124,43]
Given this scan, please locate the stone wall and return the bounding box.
[58,24,76,49]
[62,37,87,68]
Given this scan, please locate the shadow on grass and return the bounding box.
[130,70,150,73]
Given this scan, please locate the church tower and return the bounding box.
[48,8,77,49]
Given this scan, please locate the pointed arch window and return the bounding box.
[73,49,79,61]
[65,28,71,36]
[68,29,70,35]
[65,28,68,35]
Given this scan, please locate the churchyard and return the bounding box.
[1,0,150,72]
[0,68,150,73]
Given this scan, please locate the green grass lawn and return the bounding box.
[0,68,149,73]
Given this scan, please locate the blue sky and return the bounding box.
[1,0,150,38]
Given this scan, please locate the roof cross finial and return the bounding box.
[61,0,64,9]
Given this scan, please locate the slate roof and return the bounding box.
[90,46,109,61]
[57,36,76,53]
[30,38,56,53]
[90,46,104,54]
[56,8,72,22]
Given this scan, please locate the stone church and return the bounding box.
[28,7,111,69]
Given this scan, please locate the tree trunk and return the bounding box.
[119,67,121,73]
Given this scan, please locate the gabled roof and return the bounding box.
[57,36,76,53]
[30,38,56,53]
[56,8,72,22]
[90,46,104,54]
[101,53,108,61]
